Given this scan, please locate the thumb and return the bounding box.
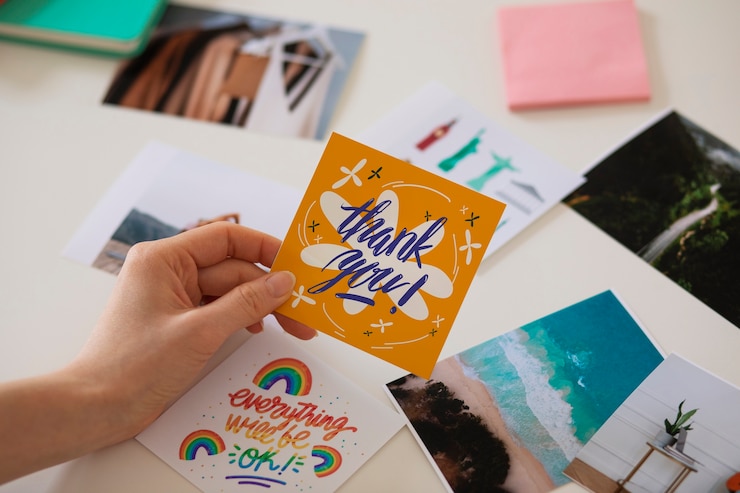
[194,271,296,337]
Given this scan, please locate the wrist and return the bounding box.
[0,368,131,484]
[48,367,132,452]
[61,360,144,445]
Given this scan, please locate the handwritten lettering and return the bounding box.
[277,425,311,449]
[225,414,280,444]
[232,447,306,476]
[235,447,280,471]
[337,199,446,267]
[308,196,445,306]
[308,249,425,305]
[228,388,357,441]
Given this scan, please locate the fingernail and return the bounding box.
[266,271,295,297]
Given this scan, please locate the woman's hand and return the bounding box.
[74,222,316,436]
[0,222,315,484]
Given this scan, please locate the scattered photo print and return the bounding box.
[63,142,301,275]
[103,4,364,140]
[565,354,740,493]
[386,290,664,493]
[565,110,740,328]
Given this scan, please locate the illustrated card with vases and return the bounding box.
[360,81,585,258]
[271,133,506,378]
[136,324,404,493]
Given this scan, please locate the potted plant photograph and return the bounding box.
[655,399,698,447]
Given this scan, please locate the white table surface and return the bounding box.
[1,0,739,492]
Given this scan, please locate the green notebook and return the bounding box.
[0,0,166,56]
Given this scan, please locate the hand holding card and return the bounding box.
[271,133,506,377]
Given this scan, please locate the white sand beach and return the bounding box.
[431,357,556,493]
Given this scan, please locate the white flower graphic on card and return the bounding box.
[299,189,453,321]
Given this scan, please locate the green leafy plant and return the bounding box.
[664,399,698,436]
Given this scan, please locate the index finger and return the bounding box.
[161,222,283,269]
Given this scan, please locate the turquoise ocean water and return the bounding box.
[456,290,663,486]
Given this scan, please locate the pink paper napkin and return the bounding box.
[498,0,650,110]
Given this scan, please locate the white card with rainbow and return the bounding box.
[136,323,404,492]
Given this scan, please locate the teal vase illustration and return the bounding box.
[437,129,485,172]
[467,153,516,191]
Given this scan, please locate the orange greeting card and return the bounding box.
[272,133,505,377]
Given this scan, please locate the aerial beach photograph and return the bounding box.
[386,290,664,492]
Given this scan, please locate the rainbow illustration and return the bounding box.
[179,429,226,461]
[311,445,342,477]
[252,357,312,396]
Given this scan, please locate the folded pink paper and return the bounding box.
[498,0,650,110]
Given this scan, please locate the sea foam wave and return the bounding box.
[498,331,583,461]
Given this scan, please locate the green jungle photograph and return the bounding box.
[565,110,740,328]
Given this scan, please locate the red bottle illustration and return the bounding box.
[416,119,457,151]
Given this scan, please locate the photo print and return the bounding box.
[63,142,301,275]
[103,4,364,140]
[565,110,740,328]
[386,290,664,493]
[565,354,740,493]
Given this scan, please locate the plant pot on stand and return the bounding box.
[654,429,677,447]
